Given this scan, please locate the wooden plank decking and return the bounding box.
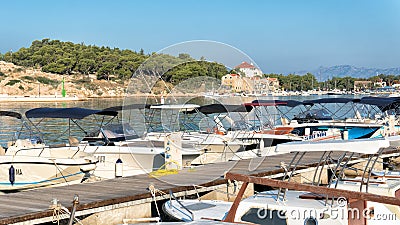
[0,148,398,224]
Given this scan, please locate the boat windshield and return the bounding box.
[102,123,139,141]
[294,109,333,122]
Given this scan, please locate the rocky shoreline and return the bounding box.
[0,61,127,98]
[0,61,213,100]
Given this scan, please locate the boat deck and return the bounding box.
[0,148,398,224]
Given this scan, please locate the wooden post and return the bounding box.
[223,181,248,222]
[225,172,400,206]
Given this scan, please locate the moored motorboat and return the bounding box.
[25,107,164,179]
[163,138,400,224]
[0,111,98,191]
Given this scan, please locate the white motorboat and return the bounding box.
[164,190,347,224]
[0,111,97,191]
[127,103,257,165]
[25,107,164,179]
[163,138,400,224]
[247,98,384,141]
[103,104,203,167]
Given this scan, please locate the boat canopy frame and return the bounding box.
[244,100,309,129]
[0,111,38,146]
[25,107,118,144]
[299,98,361,122]
[143,104,201,134]
[245,97,400,126]
[194,104,254,134]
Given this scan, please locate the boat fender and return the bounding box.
[115,158,123,178]
[9,165,15,185]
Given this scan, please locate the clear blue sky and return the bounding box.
[1,0,399,74]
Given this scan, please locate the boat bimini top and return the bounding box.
[25,107,117,119]
[0,111,22,119]
[25,107,118,144]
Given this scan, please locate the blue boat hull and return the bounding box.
[292,125,380,140]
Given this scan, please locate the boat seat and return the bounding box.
[7,141,15,148]
[49,143,67,148]
[69,136,80,146]
[12,139,35,149]
[281,117,289,125]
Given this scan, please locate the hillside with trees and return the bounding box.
[0,39,227,81]
[0,39,228,96]
[1,39,399,97]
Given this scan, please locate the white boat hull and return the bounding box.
[0,146,97,191]
[81,145,165,179]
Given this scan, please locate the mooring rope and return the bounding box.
[148,184,168,220]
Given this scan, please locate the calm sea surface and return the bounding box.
[0,95,364,146]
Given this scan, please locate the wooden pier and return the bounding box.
[0,148,399,224]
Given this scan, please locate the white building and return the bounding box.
[234,62,263,78]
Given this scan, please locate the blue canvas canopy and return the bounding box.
[0,111,22,119]
[195,104,252,114]
[359,97,400,112]
[25,107,118,119]
[303,98,360,104]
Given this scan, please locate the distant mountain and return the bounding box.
[296,65,400,81]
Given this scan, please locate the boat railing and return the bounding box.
[11,144,82,159]
[169,190,194,221]
[359,148,385,193]
[276,151,306,201]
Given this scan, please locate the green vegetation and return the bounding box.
[265,73,399,91]
[369,74,399,86]
[2,39,228,83]
[36,76,58,88]
[5,79,21,86]
[165,61,226,84]
[266,73,319,91]
[13,68,24,73]
[22,76,34,81]
[72,78,91,85]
